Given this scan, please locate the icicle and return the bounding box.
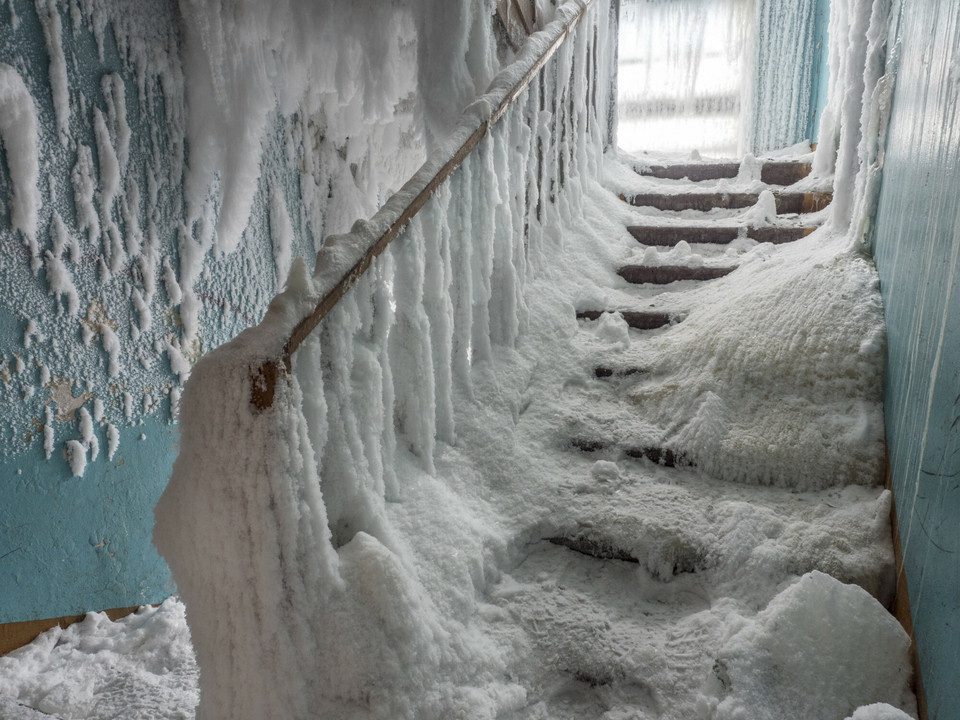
[421,183,456,445]
[388,215,437,474]
[470,142,495,365]
[449,165,475,396]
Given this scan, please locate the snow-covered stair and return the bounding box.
[483,151,904,717]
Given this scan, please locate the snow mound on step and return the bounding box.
[704,571,915,719]
[626,233,886,491]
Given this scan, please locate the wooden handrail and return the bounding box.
[251,0,595,410]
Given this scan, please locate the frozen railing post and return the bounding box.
[154,1,619,718]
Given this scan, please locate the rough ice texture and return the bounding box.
[749,0,819,151]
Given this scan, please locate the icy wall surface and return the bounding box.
[0,0,503,623]
[749,0,820,151]
[872,0,960,716]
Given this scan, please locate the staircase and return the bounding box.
[482,155,894,717]
[578,157,832,472]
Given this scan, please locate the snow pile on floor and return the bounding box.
[0,601,197,719]
[704,571,913,718]
[563,227,887,490]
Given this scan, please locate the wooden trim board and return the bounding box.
[0,606,141,657]
[886,453,928,720]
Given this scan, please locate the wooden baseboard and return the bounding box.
[887,455,929,720]
[0,606,141,657]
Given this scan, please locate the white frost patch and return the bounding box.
[100,324,121,377]
[43,247,80,316]
[93,108,120,208]
[65,439,87,477]
[43,406,54,460]
[847,704,916,720]
[101,73,131,173]
[0,63,41,264]
[169,387,180,422]
[164,340,191,384]
[50,210,80,262]
[0,601,198,718]
[106,422,119,460]
[593,311,631,350]
[36,0,70,142]
[741,188,778,225]
[130,288,151,333]
[72,144,100,246]
[23,319,41,348]
[162,257,182,305]
[736,152,762,182]
[78,407,99,461]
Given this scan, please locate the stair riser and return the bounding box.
[618,265,735,284]
[627,226,815,246]
[634,161,812,185]
[622,192,831,213]
[576,310,675,330]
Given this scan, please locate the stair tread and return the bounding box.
[626,225,816,246]
[634,159,812,185]
[576,309,678,329]
[621,191,832,213]
[618,264,736,284]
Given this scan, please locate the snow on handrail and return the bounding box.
[251,0,595,409]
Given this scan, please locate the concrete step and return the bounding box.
[621,191,832,213]
[593,365,645,378]
[576,309,676,330]
[569,439,690,468]
[618,264,736,284]
[635,160,812,185]
[624,447,690,467]
[547,535,639,564]
[627,225,816,246]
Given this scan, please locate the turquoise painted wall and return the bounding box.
[0,0,338,624]
[872,1,960,717]
[0,0,456,626]
[750,0,821,151]
[805,0,830,143]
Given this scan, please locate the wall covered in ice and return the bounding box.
[872,0,960,716]
[0,0,500,624]
[748,0,822,151]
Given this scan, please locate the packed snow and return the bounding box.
[0,0,917,718]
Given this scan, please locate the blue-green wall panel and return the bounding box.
[0,0,310,623]
[0,417,176,622]
[872,0,960,717]
[806,0,830,142]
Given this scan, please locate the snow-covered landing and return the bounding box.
[0,154,915,720]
